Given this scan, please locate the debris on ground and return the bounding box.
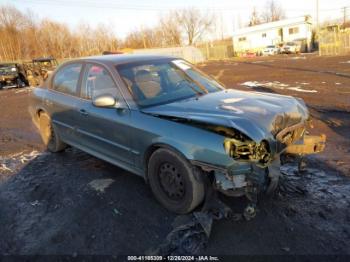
[30,200,40,206]
[113,208,122,216]
[151,159,335,255]
[88,178,115,193]
[282,246,291,252]
[151,178,257,255]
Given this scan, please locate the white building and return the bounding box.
[233,16,313,55]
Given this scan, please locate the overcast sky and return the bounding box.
[1,0,350,38]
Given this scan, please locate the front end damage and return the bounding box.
[142,89,326,214]
[192,121,326,203]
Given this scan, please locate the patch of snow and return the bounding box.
[339,61,350,64]
[240,80,317,93]
[240,81,260,87]
[335,83,342,85]
[0,151,45,173]
[287,87,317,93]
[88,178,115,193]
[240,81,288,89]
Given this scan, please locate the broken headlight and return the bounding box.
[224,139,271,164]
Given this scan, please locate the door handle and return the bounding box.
[79,109,88,116]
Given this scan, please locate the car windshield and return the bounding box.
[286,42,295,46]
[267,45,275,48]
[116,58,224,108]
[0,64,17,75]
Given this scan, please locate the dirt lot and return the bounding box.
[0,54,349,256]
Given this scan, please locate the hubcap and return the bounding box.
[158,162,185,201]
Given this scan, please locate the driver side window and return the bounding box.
[81,64,120,100]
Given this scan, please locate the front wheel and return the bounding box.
[148,148,205,214]
[16,78,25,88]
[39,112,66,153]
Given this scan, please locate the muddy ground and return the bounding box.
[0,54,349,256]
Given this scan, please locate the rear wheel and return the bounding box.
[39,112,66,153]
[148,148,205,214]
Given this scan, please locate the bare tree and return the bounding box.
[261,0,285,23]
[123,27,163,49]
[248,7,261,26]
[175,8,214,45]
[159,12,182,46]
[0,5,121,60]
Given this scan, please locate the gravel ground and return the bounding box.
[0,54,349,256]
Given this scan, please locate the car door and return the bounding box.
[74,63,133,166]
[47,63,83,144]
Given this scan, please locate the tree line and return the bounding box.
[0,5,119,61]
[0,1,285,61]
[0,5,215,61]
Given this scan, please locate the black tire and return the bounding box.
[16,78,25,88]
[148,148,205,214]
[39,112,67,153]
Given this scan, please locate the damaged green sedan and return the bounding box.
[29,54,326,214]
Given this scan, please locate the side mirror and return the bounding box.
[92,94,117,108]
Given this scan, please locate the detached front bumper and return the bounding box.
[285,134,326,155]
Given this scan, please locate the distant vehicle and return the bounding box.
[263,45,279,55]
[30,54,326,214]
[0,63,28,89]
[282,42,301,54]
[24,57,59,86]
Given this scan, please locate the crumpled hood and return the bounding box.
[142,89,309,142]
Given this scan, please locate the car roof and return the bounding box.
[69,54,179,66]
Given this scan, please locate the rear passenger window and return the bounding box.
[53,63,82,95]
[81,64,119,100]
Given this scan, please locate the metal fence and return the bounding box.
[198,44,234,60]
[319,30,350,56]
